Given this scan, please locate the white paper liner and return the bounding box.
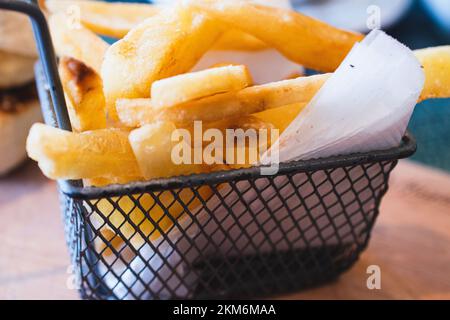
[105,30,424,299]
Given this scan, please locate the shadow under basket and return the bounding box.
[5,0,416,299]
[34,60,415,299]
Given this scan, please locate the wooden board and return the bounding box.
[1,160,449,300]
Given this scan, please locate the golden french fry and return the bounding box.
[59,57,106,132]
[416,46,450,101]
[214,29,267,51]
[151,65,252,109]
[188,0,364,72]
[114,121,215,247]
[204,115,276,169]
[116,74,329,127]
[96,227,125,257]
[84,176,144,187]
[101,4,223,120]
[49,12,109,74]
[129,122,205,180]
[253,102,307,133]
[26,123,140,179]
[96,183,212,249]
[45,0,160,39]
[116,45,450,129]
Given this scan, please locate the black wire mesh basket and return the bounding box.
[3,0,417,300]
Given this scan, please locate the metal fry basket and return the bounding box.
[3,0,416,300]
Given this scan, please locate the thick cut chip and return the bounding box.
[214,29,267,51]
[45,0,267,49]
[253,102,307,133]
[101,4,223,120]
[203,115,276,169]
[49,13,109,74]
[116,46,450,128]
[416,46,450,101]
[188,0,364,72]
[59,57,106,132]
[26,123,140,179]
[96,184,212,249]
[129,122,204,180]
[45,0,160,39]
[151,65,252,109]
[116,74,329,127]
[84,176,144,187]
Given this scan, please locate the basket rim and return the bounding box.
[58,133,416,199]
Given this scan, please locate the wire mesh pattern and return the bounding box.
[61,159,399,300]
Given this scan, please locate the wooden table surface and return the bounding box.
[1,160,449,300]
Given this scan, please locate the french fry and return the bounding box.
[116,74,329,127]
[116,44,450,129]
[45,0,267,50]
[129,122,204,180]
[84,176,144,187]
[96,227,125,257]
[96,184,213,249]
[26,123,140,180]
[49,12,109,74]
[120,121,215,247]
[204,115,276,169]
[45,0,160,39]
[151,65,252,109]
[188,0,364,72]
[214,29,267,51]
[253,102,307,133]
[59,57,106,132]
[101,4,223,120]
[416,46,450,101]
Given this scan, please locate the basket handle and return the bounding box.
[0,0,71,131]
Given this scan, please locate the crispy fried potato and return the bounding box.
[84,176,144,187]
[253,102,307,133]
[202,115,276,169]
[0,11,37,58]
[416,46,450,101]
[189,0,363,72]
[59,57,106,131]
[214,29,267,51]
[49,12,109,74]
[116,74,329,127]
[26,123,140,179]
[0,50,35,89]
[45,0,268,50]
[116,45,450,128]
[151,65,252,109]
[96,184,212,248]
[129,122,205,180]
[45,0,160,39]
[96,227,125,257]
[101,4,223,120]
